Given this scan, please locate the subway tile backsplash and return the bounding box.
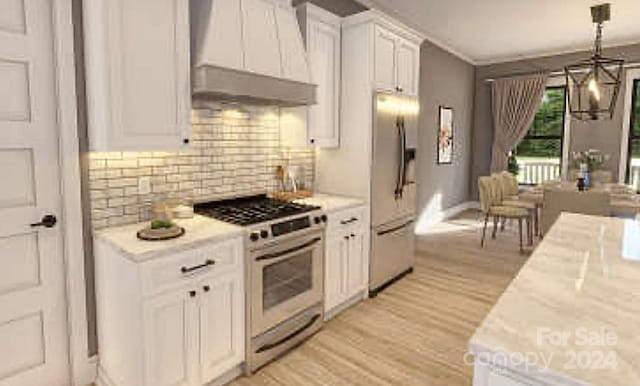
[88,105,314,229]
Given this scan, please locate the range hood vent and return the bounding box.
[191,0,316,106]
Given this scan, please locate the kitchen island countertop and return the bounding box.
[469,212,640,385]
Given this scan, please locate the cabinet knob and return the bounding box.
[350,233,355,238]
[203,285,210,292]
[310,138,315,144]
[344,236,349,240]
[189,290,197,298]
[183,138,190,144]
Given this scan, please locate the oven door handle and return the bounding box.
[255,314,321,354]
[255,237,322,261]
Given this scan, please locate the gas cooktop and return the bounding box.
[194,194,321,226]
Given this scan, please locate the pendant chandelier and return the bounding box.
[564,3,624,121]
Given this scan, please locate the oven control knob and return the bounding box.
[321,215,327,223]
[250,232,260,242]
[260,230,269,239]
[314,216,321,224]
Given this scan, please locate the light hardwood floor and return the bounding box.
[233,211,533,386]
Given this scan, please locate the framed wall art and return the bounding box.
[437,106,453,164]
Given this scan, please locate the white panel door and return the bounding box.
[106,0,191,150]
[198,272,244,383]
[324,234,348,312]
[396,38,419,96]
[0,1,69,385]
[373,25,397,92]
[346,226,366,296]
[307,19,340,147]
[275,5,310,83]
[241,0,281,78]
[143,289,198,386]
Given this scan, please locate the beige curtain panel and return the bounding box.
[490,72,548,172]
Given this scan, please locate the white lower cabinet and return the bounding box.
[143,289,198,386]
[95,237,245,386]
[198,272,245,383]
[324,206,369,317]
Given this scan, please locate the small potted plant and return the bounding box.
[507,152,520,176]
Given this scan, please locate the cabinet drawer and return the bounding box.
[327,206,367,233]
[140,238,243,296]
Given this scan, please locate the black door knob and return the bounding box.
[30,214,57,228]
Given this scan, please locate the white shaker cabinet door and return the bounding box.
[241,0,282,78]
[85,0,191,151]
[307,19,341,147]
[198,272,245,383]
[346,225,367,295]
[373,25,397,93]
[396,38,420,96]
[325,234,349,312]
[142,289,198,386]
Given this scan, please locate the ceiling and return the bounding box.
[356,0,640,65]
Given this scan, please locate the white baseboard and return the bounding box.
[415,201,480,235]
[75,355,98,386]
[95,366,116,386]
[324,289,367,321]
[96,361,244,386]
[205,365,244,386]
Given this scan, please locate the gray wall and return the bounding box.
[416,39,475,229]
[471,43,640,199]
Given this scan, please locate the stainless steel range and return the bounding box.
[194,195,326,373]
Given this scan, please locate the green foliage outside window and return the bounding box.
[515,87,565,159]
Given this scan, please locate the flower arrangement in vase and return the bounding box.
[569,149,610,172]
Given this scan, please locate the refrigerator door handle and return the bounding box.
[394,115,406,200]
[376,220,415,236]
[400,116,408,188]
[394,116,401,199]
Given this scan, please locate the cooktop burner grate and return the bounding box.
[194,195,320,226]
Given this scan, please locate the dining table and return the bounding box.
[519,180,640,217]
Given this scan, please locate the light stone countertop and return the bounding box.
[294,193,366,213]
[94,215,244,262]
[469,213,640,385]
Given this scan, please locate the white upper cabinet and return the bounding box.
[374,26,398,93]
[84,0,191,151]
[371,19,421,96]
[396,38,420,96]
[283,3,340,148]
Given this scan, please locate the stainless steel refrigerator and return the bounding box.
[369,92,419,296]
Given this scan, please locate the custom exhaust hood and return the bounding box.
[191,0,316,106]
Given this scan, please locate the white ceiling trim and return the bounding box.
[474,38,640,66]
[354,0,477,65]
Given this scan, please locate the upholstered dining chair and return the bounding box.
[541,190,611,235]
[478,176,530,253]
[493,172,536,242]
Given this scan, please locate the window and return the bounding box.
[514,86,566,185]
[626,79,640,189]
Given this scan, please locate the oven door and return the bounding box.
[249,230,324,336]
